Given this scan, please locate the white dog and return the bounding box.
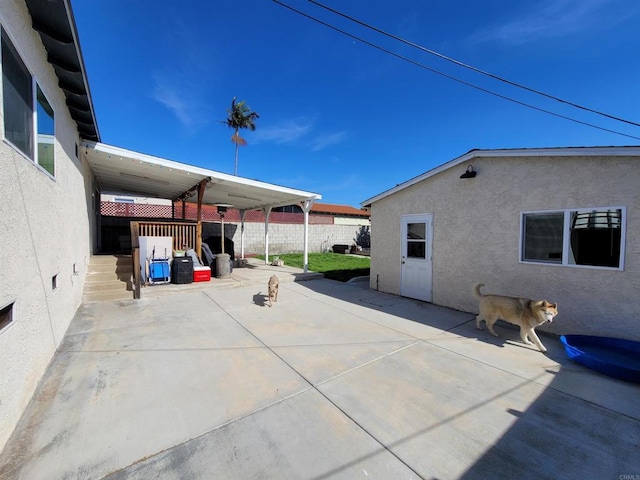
[473,283,558,352]
[267,275,279,307]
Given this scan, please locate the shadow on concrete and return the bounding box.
[291,279,640,479]
[252,292,268,307]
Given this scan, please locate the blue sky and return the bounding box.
[71,0,640,207]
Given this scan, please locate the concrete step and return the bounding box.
[83,255,134,303]
[83,280,131,293]
[85,271,132,284]
[89,254,132,265]
[82,289,135,303]
[87,263,133,275]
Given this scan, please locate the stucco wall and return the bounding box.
[370,154,640,340]
[0,3,93,451]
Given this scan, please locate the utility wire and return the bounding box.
[308,0,640,129]
[273,0,640,141]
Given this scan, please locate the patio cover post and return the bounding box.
[300,198,314,273]
[263,206,272,264]
[239,209,246,259]
[196,179,207,259]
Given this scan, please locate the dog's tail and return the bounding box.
[472,283,485,299]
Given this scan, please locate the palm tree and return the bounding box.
[223,97,259,176]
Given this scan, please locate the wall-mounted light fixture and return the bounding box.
[460,165,476,179]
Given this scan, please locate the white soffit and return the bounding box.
[83,142,321,211]
[361,145,640,207]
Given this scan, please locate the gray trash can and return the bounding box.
[215,253,231,278]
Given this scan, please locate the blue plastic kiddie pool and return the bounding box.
[560,335,640,383]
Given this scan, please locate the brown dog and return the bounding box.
[473,283,558,352]
[268,275,279,307]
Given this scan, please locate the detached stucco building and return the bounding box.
[362,147,640,341]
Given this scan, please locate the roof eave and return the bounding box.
[25,0,100,142]
[361,145,640,207]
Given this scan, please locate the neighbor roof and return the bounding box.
[361,145,640,207]
[311,203,370,217]
[25,0,99,141]
[83,142,322,212]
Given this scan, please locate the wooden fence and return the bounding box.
[130,220,199,299]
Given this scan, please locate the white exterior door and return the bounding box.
[400,214,433,302]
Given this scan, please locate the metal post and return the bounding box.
[300,199,314,273]
[220,212,225,254]
[240,209,246,259]
[263,206,272,264]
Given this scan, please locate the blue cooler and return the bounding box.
[149,259,170,284]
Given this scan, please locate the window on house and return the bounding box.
[273,205,302,214]
[1,29,55,176]
[406,222,426,259]
[521,207,625,269]
[2,29,33,157]
[37,85,55,175]
[0,302,14,332]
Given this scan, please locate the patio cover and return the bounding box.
[82,141,321,270]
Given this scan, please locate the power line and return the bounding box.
[308,0,640,129]
[273,0,640,141]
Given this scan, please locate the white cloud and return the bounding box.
[252,118,347,152]
[152,77,204,128]
[151,19,214,128]
[311,131,347,152]
[475,0,639,44]
[253,119,313,144]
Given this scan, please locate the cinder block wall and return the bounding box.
[203,222,365,255]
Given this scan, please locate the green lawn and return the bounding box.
[257,253,370,282]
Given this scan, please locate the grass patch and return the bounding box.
[257,253,370,282]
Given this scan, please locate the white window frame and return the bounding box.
[1,27,55,178]
[520,206,626,271]
[35,82,55,176]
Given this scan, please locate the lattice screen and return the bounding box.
[101,202,333,224]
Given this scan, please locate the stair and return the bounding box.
[83,255,135,303]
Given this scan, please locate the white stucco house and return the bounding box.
[0,0,101,453]
[0,0,321,453]
[362,147,640,341]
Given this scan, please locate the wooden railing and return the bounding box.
[135,221,198,251]
[130,220,198,299]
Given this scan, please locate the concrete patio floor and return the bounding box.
[1,271,638,479]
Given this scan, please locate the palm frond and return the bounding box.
[224,98,259,130]
[231,132,247,146]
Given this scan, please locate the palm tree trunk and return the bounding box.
[234,127,239,175]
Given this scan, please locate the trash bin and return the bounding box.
[215,253,231,278]
[171,257,193,284]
